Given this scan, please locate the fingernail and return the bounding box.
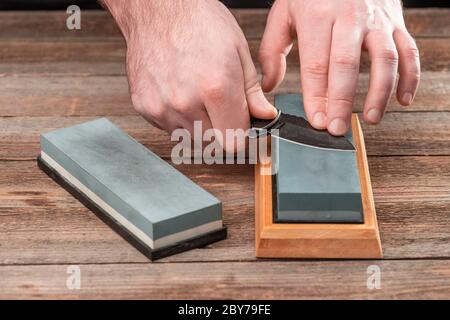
[329,118,348,136]
[402,92,413,105]
[313,112,326,128]
[268,107,278,118]
[367,108,382,124]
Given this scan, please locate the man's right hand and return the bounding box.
[103,0,277,152]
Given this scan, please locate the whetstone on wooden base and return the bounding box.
[255,99,382,259]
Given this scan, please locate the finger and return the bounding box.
[130,91,178,132]
[178,107,214,151]
[133,104,163,130]
[394,29,420,106]
[259,0,294,92]
[363,30,398,124]
[297,17,334,129]
[164,89,213,154]
[202,67,249,153]
[327,22,364,135]
[238,40,278,120]
[129,76,176,131]
[178,107,213,146]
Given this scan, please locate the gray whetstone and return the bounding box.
[40,118,223,241]
[272,94,364,223]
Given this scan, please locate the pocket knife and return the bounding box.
[250,110,355,151]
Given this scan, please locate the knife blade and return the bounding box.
[250,110,355,151]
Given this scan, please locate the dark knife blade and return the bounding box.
[250,111,355,151]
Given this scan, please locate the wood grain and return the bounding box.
[0,260,449,299]
[0,156,449,265]
[1,72,449,116]
[0,9,448,39]
[1,38,447,76]
[0,9,449,299]
[1,112,449,160]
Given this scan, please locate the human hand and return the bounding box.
[103,0,277,152]
[259,0,420,135]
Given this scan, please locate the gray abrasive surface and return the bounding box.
[273,94,364,223]
[40,118,223,242]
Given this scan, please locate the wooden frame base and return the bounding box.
[255,115,383,259]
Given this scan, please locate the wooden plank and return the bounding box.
[0,76,135,116]
[0,116,168,160]
[0,9,448,39]
[1,72,448,116]
[1,156,449,264]
[0,260,449,299]
[0,11,122,39]
[403,9,450,38]
[0,9,448,300]
[1,112,449,160]
[360,112,450,156]
[0,37,448,76]
[0,39,126,63]
[0,62,126,76]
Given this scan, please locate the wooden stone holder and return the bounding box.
[255,115,383,259]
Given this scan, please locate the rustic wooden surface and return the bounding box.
[0,9,449,299]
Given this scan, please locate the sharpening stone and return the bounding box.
[38,118,226,260]
[272,94,364,223]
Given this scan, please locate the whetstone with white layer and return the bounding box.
[38,118,226,261]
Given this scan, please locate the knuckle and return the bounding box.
[306,95,328,106]
[258,47,275,63]
[377,48,399,65]
[170,98,193,114]
[302,61,329,78]
[332,54,360,71]
[331,96,354,106]
[202,81,227,104]
[406,70,421,83]
[147,104,166,120]
[246,84,260,97]
[130,93,145,114]
[245,77,261,95]
[405,46,420,60]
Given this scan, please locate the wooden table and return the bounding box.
[0,9,449,299]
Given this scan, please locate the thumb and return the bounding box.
[238,41,277,119]
[259,0,294,92]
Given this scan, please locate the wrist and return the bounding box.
[101,0,134,40]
